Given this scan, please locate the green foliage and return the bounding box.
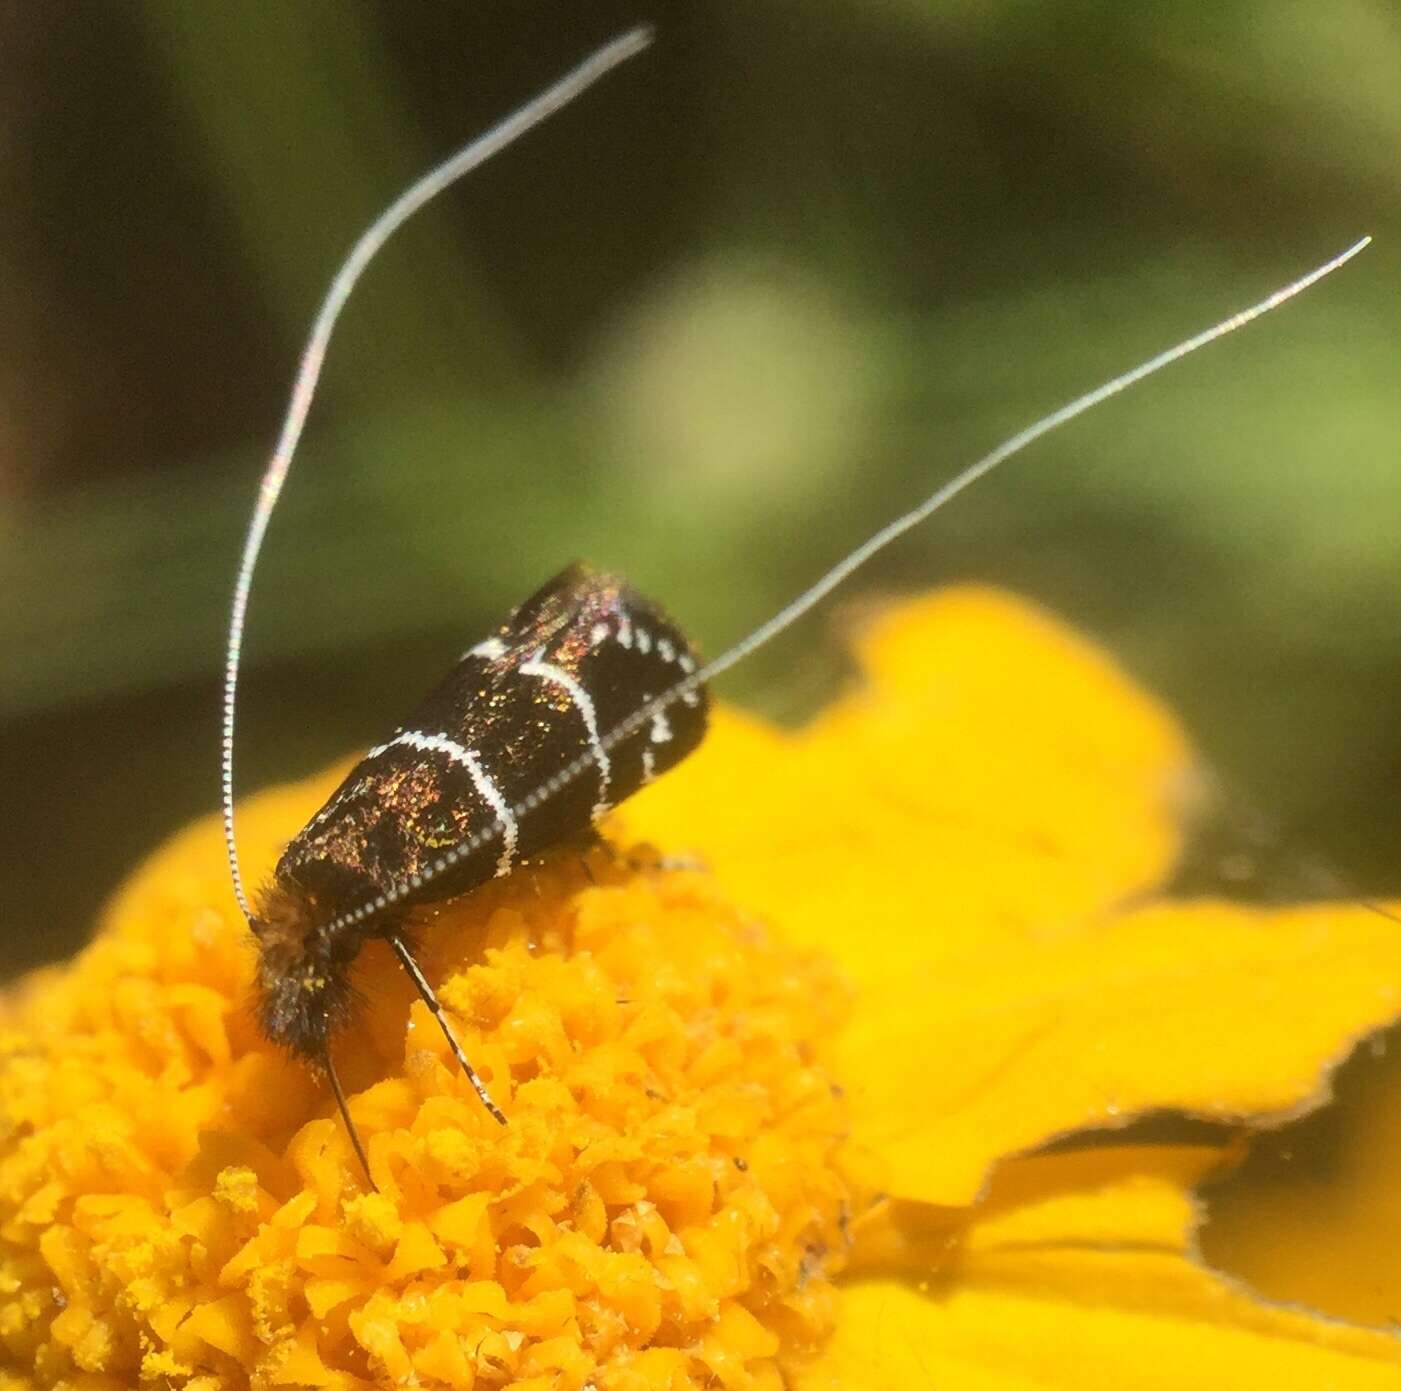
[3,3,1399,958]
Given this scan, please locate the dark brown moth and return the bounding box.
[251,563,706,1135]
[219,30,1366,1182]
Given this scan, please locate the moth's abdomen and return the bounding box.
[269,564,709,927]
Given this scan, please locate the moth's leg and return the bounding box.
[590,833,706,876]
[323,1046,376,1189]
[544,825,610,885]
[385,931,507,1125]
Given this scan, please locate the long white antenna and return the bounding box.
[319,235,1372,937]
[221,29,653,920]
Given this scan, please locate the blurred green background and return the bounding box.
[1,2,1398,975]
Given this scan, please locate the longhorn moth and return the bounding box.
[219,28,1369,1181]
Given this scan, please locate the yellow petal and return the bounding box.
[1202,1029,1401,1328]
[839,900,1401,1204]
[630,589,1401,1206]
[625,587,1195,988]
[801,1275,1401,1391]
[847,1142,1235,1284]
[802,1145,1401,1390]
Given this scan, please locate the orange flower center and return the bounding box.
[0,823,858,1391]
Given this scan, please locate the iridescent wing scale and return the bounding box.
[265,563,708,938]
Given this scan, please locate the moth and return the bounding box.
[218,29,1367,1180]
[251,563,706,1141]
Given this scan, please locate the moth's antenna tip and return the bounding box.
[1336,234,1372,263]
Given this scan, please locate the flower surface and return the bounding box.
[3,586,1401,1390]
[1201,1031,1401,1329]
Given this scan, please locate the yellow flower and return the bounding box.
[3,586,1401,1390]
[1201,1013,1401,1330]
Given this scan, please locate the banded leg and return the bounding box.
[387,932,507,1125]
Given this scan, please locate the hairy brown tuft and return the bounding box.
[250,879,376,1063]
